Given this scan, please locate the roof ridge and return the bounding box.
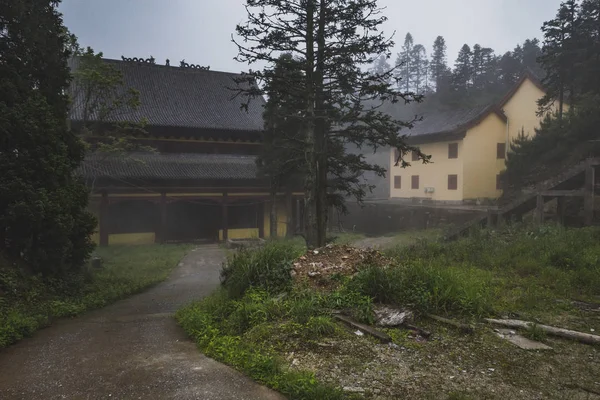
[97,57,244,76]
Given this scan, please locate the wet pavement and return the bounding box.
[0,245,283,400]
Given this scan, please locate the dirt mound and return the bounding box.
[291,244,390,288]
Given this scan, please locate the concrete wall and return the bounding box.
[389,140,464,201]
[502,77,561,142]
[334,202,485,236]
[462,113,507,200]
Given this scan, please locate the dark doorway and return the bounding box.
[165,200,221,242]
[107,200,159,234]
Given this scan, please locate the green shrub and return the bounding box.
[176,301,349,400]
[221,241,304,298]
[305,316,337,337]
[347,265,403,304]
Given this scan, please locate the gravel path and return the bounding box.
[0,245,283,400]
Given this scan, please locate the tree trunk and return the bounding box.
[303,0,319,249]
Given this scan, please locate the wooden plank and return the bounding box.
[486,318,600,345]
[427,314,474,333]
[540,189,585,197]
[334,315,391,343]
[584,164,595,226]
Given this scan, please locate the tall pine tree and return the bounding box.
[539,0,580,119]
[430,36,450,94]
[452,44,473,94]
[396,32,415,92]
[234,0,423,248]
[410,44,427,94]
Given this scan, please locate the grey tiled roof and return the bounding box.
[79,153,258,181]
[69,58,265,132]
[406,104,497,138]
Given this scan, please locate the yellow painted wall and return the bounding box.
[219,228,259,241]
[502,77,559,142]
[389,140,464,201]
[264,200,289,238]
[462,113,507,200]
[108,232,156,245]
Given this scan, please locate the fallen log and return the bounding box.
[403,323,432,338]
[485,318,600,345]
[426,314,474,334]
[334,315,392,343]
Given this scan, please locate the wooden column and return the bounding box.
[535,194,545,225]
[584,164,595,226]
[557,197,567,226]
[159,192,167,244]
[99,191,109,247]
[285,191,294,238]
[222,192,228,241]
[257,201,265,239]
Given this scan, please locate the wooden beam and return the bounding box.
[540,189,585,197]
[99,191,109,247]
[222,192,228,241]
[535,194,545,225]
[584,164,595,226]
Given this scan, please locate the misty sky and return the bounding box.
[60,0,563,73]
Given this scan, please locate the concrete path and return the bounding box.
[0,245,283,400]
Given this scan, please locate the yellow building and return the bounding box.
[389,72,555,203]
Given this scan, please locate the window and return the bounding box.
[448,174,458,190]
[411,175,419,189]
[411,150,419,161]
[394,176,401,189]
[496,174,502,190]
[448,143,458,159]
[497,143,506,159]
[393,148,400,160]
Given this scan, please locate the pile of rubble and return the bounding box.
[291,244,390,288]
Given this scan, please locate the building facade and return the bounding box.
[389,72,558,203]
[71,57,303,246]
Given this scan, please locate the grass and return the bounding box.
[178,224,600,399]
[0,244,192,348]
[386,224,600,322]
[177,288,361,400]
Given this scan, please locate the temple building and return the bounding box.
[70,57,303,246]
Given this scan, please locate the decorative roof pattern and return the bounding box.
[69,58,265,132]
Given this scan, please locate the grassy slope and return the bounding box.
[0,244,192,348]
[178,226,600,399]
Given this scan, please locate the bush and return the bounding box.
[221,241,304,298]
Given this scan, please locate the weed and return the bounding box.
[221,241,304,298]
[305,316,337,337]
[524,323,547,342]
